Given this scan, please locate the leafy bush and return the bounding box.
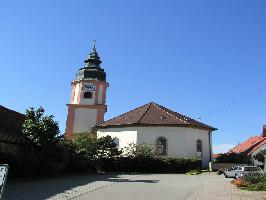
[244,174,266,184]
[214,153,250,164]
[22,107,61,147]
[246,182,266,191]
[70,134,122,172]
[253,149,266,163]
[0,150,40,178]
[2,107,72,178]
[123,143,156,158]
[110,156,201,173]
[231,175,266,191]
[73,134,122,160]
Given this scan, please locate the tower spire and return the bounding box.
[75,41,106,81]
[92,39,96,50]
[84,40,102,68]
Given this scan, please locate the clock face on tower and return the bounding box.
[82,83,96,91]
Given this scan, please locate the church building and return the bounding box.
[65,44,217,167]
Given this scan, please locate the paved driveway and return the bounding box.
[3,173,266,200]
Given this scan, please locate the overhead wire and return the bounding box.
[197,87,266,120]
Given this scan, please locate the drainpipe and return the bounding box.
[264,155,266,172]
[209,131,212,163]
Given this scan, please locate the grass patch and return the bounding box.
[186,169,201,175]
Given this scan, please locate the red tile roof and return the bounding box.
[229,136,266,155]
[212,154,221,159]
[96,102,216,131]
[0,105,29,145]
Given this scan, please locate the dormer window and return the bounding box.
[83,91,93,99]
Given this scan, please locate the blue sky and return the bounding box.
[1,0,266,153]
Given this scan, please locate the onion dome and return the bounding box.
[75,42,106,81]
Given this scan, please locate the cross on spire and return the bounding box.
[93,39,96,49]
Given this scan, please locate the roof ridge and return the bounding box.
[96,102,216,131]
[96,102,152,126]
[158,103,214,129]
[136,102,153,123]
[230,135,266,155]
[0,105,24,117]
[152,102,188,124]
[249,137,266,154]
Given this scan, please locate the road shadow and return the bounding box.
[3,173,159,200]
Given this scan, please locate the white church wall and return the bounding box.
[136,127,211,167]
[79,90,96,105]
[97,126,211,167]
[73,108,97,133]
[97,127,138,149]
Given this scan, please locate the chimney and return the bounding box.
[262,125,266,137]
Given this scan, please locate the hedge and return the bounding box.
[99,157,201,173]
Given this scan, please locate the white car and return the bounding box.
[224,166,241,178]
[236,166,264,179]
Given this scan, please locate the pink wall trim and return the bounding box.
[70,84,75,103]
[76,83,82,104]
[102,85,107,105]
[97,106,106,124]
[72,79,109,87]
[66,104,107,109]
[65,105,76,139]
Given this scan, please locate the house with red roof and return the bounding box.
[0,105,29,154]
[229,126,266,165]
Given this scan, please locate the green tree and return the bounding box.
[22,107,67,175]
[22,107,61,147]
[254,149,266,163]
[73,134,121,160]
[96,136,121,159]
[215,152,250,164]
[73,133,97,159]
[123,143,156,158]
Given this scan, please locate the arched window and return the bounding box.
[113,137,119,148]
[83,91,93,99]
[155,137,167,156]
[196,140,202,157]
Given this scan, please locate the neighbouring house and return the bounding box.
[96,102,216,168]
[0,105,29,155]
[212,154,221,162]
[229,125,266,166]
[64,44,217,168]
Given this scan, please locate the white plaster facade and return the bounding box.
[97,126,211,167]
[73,108,97,133]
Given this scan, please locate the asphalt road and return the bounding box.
[3,173,266,200]
[73,174,206,200]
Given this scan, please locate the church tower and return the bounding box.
[65,43,108,139]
